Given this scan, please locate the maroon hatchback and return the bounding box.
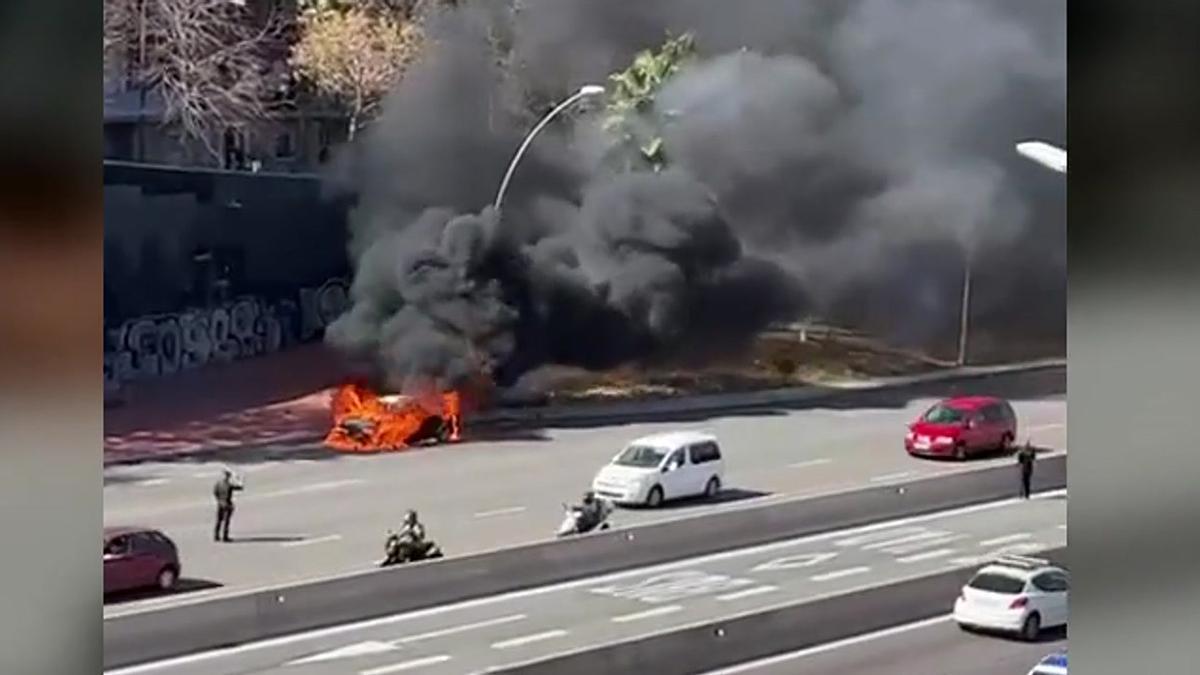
[103,526,180,595]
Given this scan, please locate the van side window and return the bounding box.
[666,449,686,469]
[689,442,721,464]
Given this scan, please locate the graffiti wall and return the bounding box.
[104,278,349,392]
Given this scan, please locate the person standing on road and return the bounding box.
[1017,441,1036,499]
[213,469,243,542]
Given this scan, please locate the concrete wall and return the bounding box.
[103,163,353,392]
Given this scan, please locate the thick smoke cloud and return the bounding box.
[326,0,1064,391]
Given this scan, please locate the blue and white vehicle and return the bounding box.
[1027,650,1067,675]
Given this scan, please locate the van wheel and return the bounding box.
[646,485,664,508]
[1020,612,1041,641]
[157,566,178,592]
[704,477,721,499]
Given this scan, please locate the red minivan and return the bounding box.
[103,526,181,596]
[905,396,1018,460]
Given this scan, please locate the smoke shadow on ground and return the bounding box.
[493,367,1065,435]
[103,577,223,606]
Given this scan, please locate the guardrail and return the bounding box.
[103,456,1066,669]
[501,546,1068,675]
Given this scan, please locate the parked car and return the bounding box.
[591,431,725,507]
[103,526,180,595]
[905,395,1017,460]
[953,555,1069,641]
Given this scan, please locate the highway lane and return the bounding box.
[707,615,1066,675]
[105,490,1067,675]
[103,368,1066,614]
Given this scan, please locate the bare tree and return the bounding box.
[104,0,288,162]
[290,4,422,140]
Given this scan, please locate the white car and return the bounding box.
[953,555,1069,640]
[591,431,725,507]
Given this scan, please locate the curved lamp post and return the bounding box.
[493,84,606,212]
[957,140,1065,365]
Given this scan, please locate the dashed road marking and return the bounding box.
[811,566,870,582]
[473,506,527,518]
[787,458,833,469]
[897,548,957,564]
[611,605,683,623]
[884,534,966,555]
[862,530,950,551]
[835,527,926,548]
[361,655,452,674]
[717,586,779,602]
[752,552,837,572]
[395,614,526,644]
[978,533,1032,547]
[491,630,568,650]
[870,471,916,483]
[281,534,343,548]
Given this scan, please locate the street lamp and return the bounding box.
[957,140,1066,365]
[493,84,606,212]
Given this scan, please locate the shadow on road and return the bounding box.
[224,535,306,544]
[618,488,772,512]
[104,577,223,605]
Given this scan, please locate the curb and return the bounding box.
[103,358,1064,466]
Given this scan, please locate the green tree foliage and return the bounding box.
[602,32,696,171]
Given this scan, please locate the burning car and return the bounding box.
[325,383,462,452]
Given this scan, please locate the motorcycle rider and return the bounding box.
[577,490,603,532]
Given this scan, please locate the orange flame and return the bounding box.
[325,383,464,452]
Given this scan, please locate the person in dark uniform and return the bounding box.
[1017,442,1036,499]
[213,469,243,542]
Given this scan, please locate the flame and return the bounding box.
[325,383,464,452]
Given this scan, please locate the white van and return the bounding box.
[591,431,725,507]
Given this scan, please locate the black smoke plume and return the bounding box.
[325,0,1065,392]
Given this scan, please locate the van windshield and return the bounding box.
[614,445,667,468]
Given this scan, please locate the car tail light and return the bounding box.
[1009,596,1028,609]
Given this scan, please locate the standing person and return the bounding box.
[1017,442,1036,499]
[213,469,243,542]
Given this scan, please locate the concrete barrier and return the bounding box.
[103,456,1065,669]
[502,546,1069,675]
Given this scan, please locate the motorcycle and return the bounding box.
[379,530,444,567]
[556,499,613,538]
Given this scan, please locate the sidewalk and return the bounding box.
[103,343,346,464]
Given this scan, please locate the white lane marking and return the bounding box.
[752,552,837,572]
[394,614,527,644]
[701,615,954,674]
[103,489,1066,674]
[473,506,527,518]
[1058,525,1067,530]
[288,641,398,665]
[978,533,1032,547]
[135,478,170,487]
[361,655,452,675]
[896,549,957,564]
[884,534,965,555]
[787,458,833,469]
[861,530,949,551]
[717,586,778,602]
[611,605,683,623]
[281,535,343,548]
[811,566,870,582]
[252,480,367,500]
[491,630,568,650]
[835,526,926,548]
[950,542,1046,566]
[870,471,916,483]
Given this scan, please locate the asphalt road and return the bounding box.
[707,615,1066,675]
[103,369,1066,614]
[107,491,1066,675]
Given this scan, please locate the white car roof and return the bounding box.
[976,555,1064,581]
[628,430,718,450]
